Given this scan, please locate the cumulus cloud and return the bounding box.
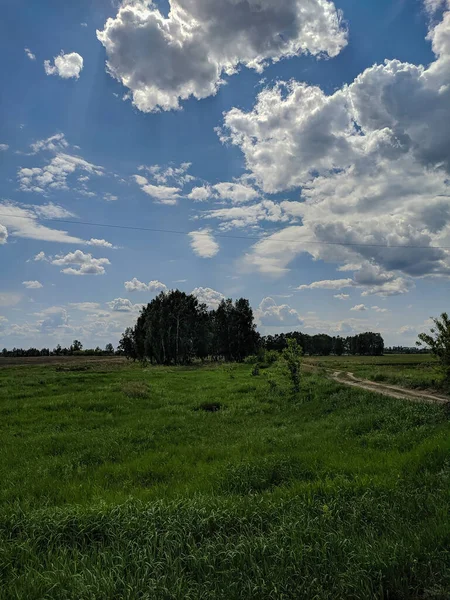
[203,200,289,230]
[0,144,9,151]
[44,51,84,79]
[227,7,450,290]
[190,182,260,204]
[139,163,194,186]
[133,175,181,205]
[22,281,43,289]
[18,152,103,193]
[191,287,225,310]
[334,293,350,300]
[298,278,353,290]
[97,0,347,113]
[257,297,303,327]
[24,47,36,60]
[189,229,219,258]
[86,238,115,249]
[107,298,139,312]
[350,304,367,311]
[51,250,110,275]
[0,202,84,244]
[124,278,168,293]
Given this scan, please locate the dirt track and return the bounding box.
[331,371,450,405]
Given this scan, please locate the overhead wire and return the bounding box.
[0,211,449,250]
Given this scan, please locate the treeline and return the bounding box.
[1,341,117,358]
[384,346,430,354]
[2,291,387,363]
[119,291,259,364]
[262,331,384,356]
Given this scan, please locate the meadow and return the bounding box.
[305,353,446,391]
[0,357,449,599]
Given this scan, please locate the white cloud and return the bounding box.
[87,238,114,248]
[371,305,389,313]
[133,175,181,205]
[24,48,36,60]
[18,152,104,193]
[29,133,69,154]
[124,278,168,293]
[33,203,76,219]
[257,297,303,327]
[350,304,367,312]
[51,250,110,276]
[298,279,353,290]
[203,200,288,230]
[226,7,450,288]
[22,281,43,289]
[139,163,194,186]
[104,193,118,202]
[0,144,9,151]
[81,22,88,27]
[0,202,84,244]
[107,298,139,312]
[191,287,225,310]
[334,293,350,300]
[0,224,7,244]
[189,229,219,258]
[188,186,211,202]
[97,0,347,113]
[44,51,84,79]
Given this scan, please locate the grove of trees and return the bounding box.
[119,291,259,364]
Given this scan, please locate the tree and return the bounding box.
[70,340,83,353]
[417,312,450,384]
[281,338,303,394]
[105,343,114,355]
[118,328,137,360]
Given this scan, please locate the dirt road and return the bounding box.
[331,371,450,405]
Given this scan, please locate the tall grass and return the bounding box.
[0,359,449,598]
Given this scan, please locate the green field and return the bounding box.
[1,357,450,599]
[305,353,447,391]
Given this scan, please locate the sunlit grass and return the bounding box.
[0,359,449,599]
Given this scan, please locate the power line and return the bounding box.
[0,211,449,250]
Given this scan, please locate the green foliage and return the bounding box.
[0,358,449,598]
[418,312,450,385]
[281,338,303,394]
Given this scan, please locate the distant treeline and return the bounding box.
[262,331,384,356]
[1,341,117,358]
[384,346,430,354]
[1,290,389,363]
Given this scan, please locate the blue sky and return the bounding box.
[1,0,450,349]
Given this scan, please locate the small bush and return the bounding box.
[251,364,260,376]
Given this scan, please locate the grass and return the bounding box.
[0,357,449,599]
[305,353,448,391]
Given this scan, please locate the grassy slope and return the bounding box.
[1,360,449,599]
